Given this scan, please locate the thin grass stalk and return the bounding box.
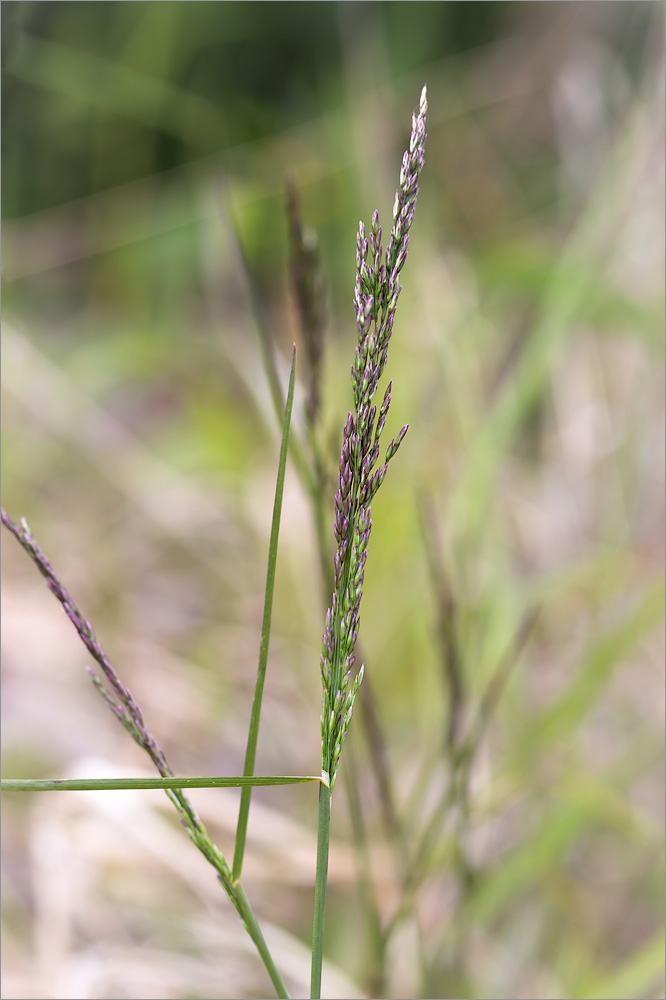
[233,882,291,1000]
[310,778,331,1000]
[233,346,297,882]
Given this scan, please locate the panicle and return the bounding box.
[320,87,427,788]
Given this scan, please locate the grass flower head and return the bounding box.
[320,85,428,789]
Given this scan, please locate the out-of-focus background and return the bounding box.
[1,3,664,999]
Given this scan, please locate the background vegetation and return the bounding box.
[2,3,664,998]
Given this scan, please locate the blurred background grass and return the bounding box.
[1,3,664,999]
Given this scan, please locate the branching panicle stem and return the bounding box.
[0,506,290,999]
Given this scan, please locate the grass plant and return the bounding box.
[2,88,429,1000]
[2,16,664,995]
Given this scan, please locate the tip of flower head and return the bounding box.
[420,84,427,109]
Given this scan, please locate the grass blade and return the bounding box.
[2,775,321,792]
[232,346,297,882]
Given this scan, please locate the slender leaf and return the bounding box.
[2,775,321,793]
[233,346,297,882]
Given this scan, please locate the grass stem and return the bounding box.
[310,778,331,999]
[233,881,291,999]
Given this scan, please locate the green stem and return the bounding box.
[233,881,291,999]
[310,779,332,999]
[233,347,296,883]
